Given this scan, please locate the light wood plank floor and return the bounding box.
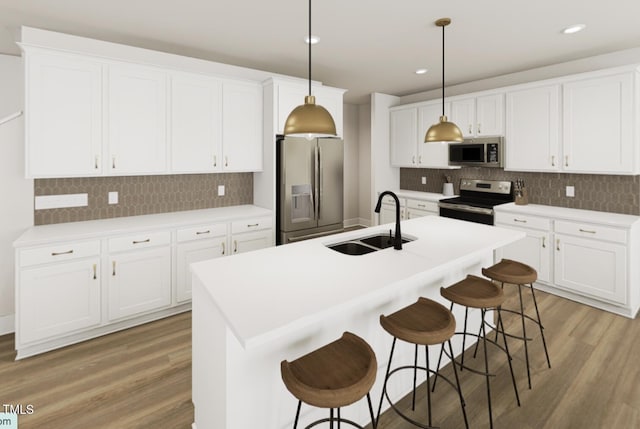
[1,286,639,428]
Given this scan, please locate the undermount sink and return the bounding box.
[326,231,416,255]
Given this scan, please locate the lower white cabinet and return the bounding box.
[231,229,273,254]
[19,258,101,344]
[108,247,171,321]
[406,199,438,219]
[554,234,626,304]
[176,236,226,303]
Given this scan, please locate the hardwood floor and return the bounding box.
[0,287,638,429]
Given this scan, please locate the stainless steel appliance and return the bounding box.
[448,136,504,167]
[438,179,513,225]
[276,136,344,244]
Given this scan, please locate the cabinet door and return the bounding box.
[497,227,551,283]
[170,73,222,173]
[406,208,435,219]
[277,83,308,135]
[108,247,171,320]
[563,73,634,173]
[418,103,452,168]
[505,85,560,172]
[390,108,418,167]
[554,234,626,304]
[313,86,344,137]
[19,258,100,343]
[222,80,263,171]
[231,229,273,255]
[176,237,226,303]
[379,205,405,225]
[26,52,103,178]
[450,98,475,137]
[476,93,504,136]
[107,63,167,174]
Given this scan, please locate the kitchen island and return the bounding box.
[191,215,525,429]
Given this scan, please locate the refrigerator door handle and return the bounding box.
[318,146,322,220]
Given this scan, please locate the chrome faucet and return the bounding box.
[374,191,402,250]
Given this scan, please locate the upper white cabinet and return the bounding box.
[107,63,168,175]
[450,93,504,138]
[418,102,455,168]
[505,84,561,172]
[169,73,223,173]
[222,80,263,172]
[562,72,634,173]
[271,79,345,137]
[25,51,103,178]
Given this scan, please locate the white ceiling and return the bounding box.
[1,0,640,104]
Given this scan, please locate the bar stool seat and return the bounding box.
[377,297,468,429]
[482,259,537,285]
[281,332,377,428]
[440,274,504,309]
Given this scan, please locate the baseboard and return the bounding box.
[0,314,15,335]
[343,217,372,228]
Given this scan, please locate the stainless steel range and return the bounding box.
[438,179,514,225]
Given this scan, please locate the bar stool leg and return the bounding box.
[330,408,334,429]
[498,308,521,406]
[480,308,494,429]
[517,283,532,389]
[412,344,419,411]
[425,345,432,427]
[460,306,469,370]
[431,302,454,391]
[376,337,397,423]
[448,340,469,429]
[293,400,302,429]
[366,393,377,429]
[530,283,552,369]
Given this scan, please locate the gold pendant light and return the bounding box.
[283,0,337,138]
[425,18,463,143]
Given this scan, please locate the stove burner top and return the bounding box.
[438,179,515,225]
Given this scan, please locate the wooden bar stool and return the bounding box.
[482,259,551,389]
[435,275,520,429]
[376,297,468,429]
[281,332,378,429]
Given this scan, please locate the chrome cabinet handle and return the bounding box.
[565,155,569,167]
[418,155,422,164]
[225,156,228,167]
[551,155,555,167]
[247,223,259,228]
[542,237,546,248]
[417,204,426,208]
[112,156,116,169]
[94,156,99,170]
[514,218,527,223]
[92,263,97,280]
[468,124,472,134]
[132,239,150,244]
[112,261,116,276]
[556,239,560,251]
[196,230,210,235]
[412,155,416,164]
[51,249,73,256]
[233,240,238,253]
[213,155,217,167]
[579,228,596,234]
[221,242,225,255]
[477,123,481,134]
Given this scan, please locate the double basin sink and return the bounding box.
[327,231,415,255]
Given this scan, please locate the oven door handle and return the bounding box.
[438,202,494,216]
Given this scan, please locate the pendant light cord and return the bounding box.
[441,23,445,116]
[308,0,312,97]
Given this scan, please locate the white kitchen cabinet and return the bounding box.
[231,229,273,254]
[107,62,168,175]
[505,84,561,172]
[562,72,634,173]
[222,80,263,172]
[406,198,438,219]
[25,50,103,178]
[417,102,454,168]
[176,237,226,303]
[108,244,171,321]
[390,107,418,167]
[19,258,101,344]
[495,212,552,283]
[378,194,406,225]
[450,93,504,138]
[169,73,223,173]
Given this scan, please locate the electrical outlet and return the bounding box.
[421,177,426,185]
[218,185,225,196]
[566,186,575,197]
[108,191,118,205]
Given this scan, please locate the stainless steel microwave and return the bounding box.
[448,136,504,168]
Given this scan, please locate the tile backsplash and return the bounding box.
[34,173,253,225]
[401,168,640,215]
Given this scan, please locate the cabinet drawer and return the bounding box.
[20,240,101,267]
[231,216,272,234]
[406,199,438,212]
[177,223,227,243]
[554,220,627,244]
[495,212,551,231]
[381,195,405,206]
[108,230,171,252]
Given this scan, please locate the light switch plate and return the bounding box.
[421,177,426,185]
[218,185,225,196]
[108,191,118,205]
[566,186,575,197]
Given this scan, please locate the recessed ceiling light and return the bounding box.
[415,68,429,75]
[304,35,320,44]
[562,24,586,34]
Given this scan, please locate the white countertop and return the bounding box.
[191,215,524,349]
[495,203,640,228]
[389,190,454,201]
[14,205,273,247]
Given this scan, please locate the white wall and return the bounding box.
[357,104,372,226]
[0,54,33,334]
[342,104,360,226]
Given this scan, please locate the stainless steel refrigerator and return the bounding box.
[276,136,344,244]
